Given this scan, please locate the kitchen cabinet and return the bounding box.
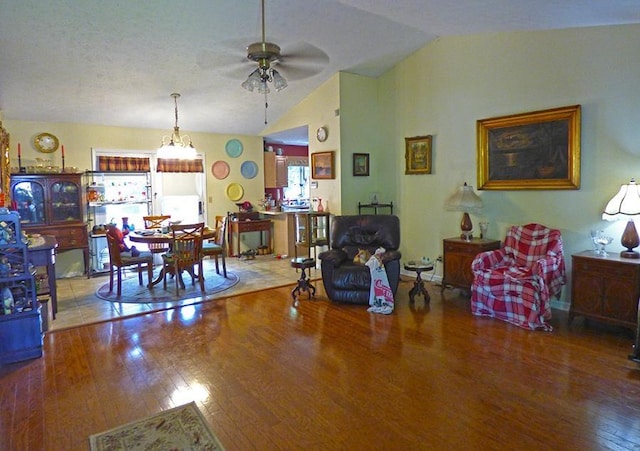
[0,212,42,364]
[442,237,501,293]
[570,251,640,329]
[264,153,287,188]
[11,173,89,274]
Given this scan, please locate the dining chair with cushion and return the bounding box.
[202,216,227,278]
[106,232,154,297]
[143,215,172,259]
[162,222,205,294]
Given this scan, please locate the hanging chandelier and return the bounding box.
[157,93,197,159]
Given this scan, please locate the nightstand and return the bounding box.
[442,237,501,293]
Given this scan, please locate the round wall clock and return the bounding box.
[33,132,59,153]
[316,126,328,142]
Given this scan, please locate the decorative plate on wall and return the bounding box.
[225,182,244,201]
[240,160,258,179]
[225,139,243,158]
[211,160,230,180]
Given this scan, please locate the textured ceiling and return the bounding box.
[1,0,639,143]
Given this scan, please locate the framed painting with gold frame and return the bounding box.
[405,135,432,174]
[311,151,335,179]
[477,105,581,190]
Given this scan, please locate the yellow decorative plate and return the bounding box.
[225,182,244,201]
[33,132,59,153]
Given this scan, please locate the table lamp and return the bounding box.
[602,179,640,259]
[447,182,483,241]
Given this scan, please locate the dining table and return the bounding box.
[128,227,216,287]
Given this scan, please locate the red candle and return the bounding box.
[17,143,21,157]
[61,145,65,157]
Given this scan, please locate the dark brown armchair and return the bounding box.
[318,215,401,304]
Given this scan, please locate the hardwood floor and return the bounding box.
[2,279,640,450]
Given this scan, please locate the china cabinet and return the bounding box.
[442,237,501,293]
[0,212,42,364]
[11,173,89,274]
[294,212,331,259]
[264,153,287,188]
[84,171,152,276]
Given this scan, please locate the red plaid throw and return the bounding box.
[471,224,566,331]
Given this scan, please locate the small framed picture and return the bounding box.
[311,151,335,179]
[353,153,369,176]
[405,135,432,175]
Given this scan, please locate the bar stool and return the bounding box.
[290,257,316,306]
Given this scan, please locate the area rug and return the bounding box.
[96,270,239,303]
[89,401,224,450]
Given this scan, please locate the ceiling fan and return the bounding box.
[240,0,328,91]
[216,0,328,123]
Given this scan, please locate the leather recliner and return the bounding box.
[318,214,401,304]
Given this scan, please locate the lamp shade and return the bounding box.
[602,179,640,259]
[602,179,640,220]
[447,182,483,211]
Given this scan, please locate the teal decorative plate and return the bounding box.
[225,139,243,158]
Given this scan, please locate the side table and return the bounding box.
[290,257,316,307]
[404,261,434,304]
[442,237,501,293]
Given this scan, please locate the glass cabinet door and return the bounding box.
[51,180,82,223]
[11,181,46,225]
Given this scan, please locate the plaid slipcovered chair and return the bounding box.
[470,223,566,331]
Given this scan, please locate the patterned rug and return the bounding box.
[89,402,224,450]
[96,270,239,303]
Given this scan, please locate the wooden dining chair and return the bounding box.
[106,233,154,297]
[202,216,228,278]
[143,215,172,260]
[162,222,205,295]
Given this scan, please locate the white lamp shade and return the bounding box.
[447,183,483,211]
[602,179,640,221]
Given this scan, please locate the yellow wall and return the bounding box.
[4,120,263,275]
[263,74,342,213]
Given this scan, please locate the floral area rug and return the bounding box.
[89,402,224,450]
[96,270,239,303]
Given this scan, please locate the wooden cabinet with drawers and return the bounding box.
[442,237,501,293]
[11,173,88,274]
[570,251,640,329]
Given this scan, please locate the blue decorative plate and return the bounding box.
[225,139,243,158]
[240,160,258,179]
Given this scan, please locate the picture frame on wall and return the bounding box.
[476,104,581,190]
[405,135,432,174]
[311,151,335,179]
[353,153,369,176]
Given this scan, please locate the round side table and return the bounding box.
[404,261,434,304]
[290,257,316,306]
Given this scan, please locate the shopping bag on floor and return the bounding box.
[366,247,394,314]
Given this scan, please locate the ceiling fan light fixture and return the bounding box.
[157,93,197,159]
[271,69,287,91]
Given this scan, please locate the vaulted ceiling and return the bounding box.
[1,1,639,141]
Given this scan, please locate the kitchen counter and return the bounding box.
[260,209,311,215]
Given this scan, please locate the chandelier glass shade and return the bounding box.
[157,93,197,159]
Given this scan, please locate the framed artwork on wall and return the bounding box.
[353,153,369,176]
[405,135,432,174]
[311,151,335,179]
[477,104,581,190]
